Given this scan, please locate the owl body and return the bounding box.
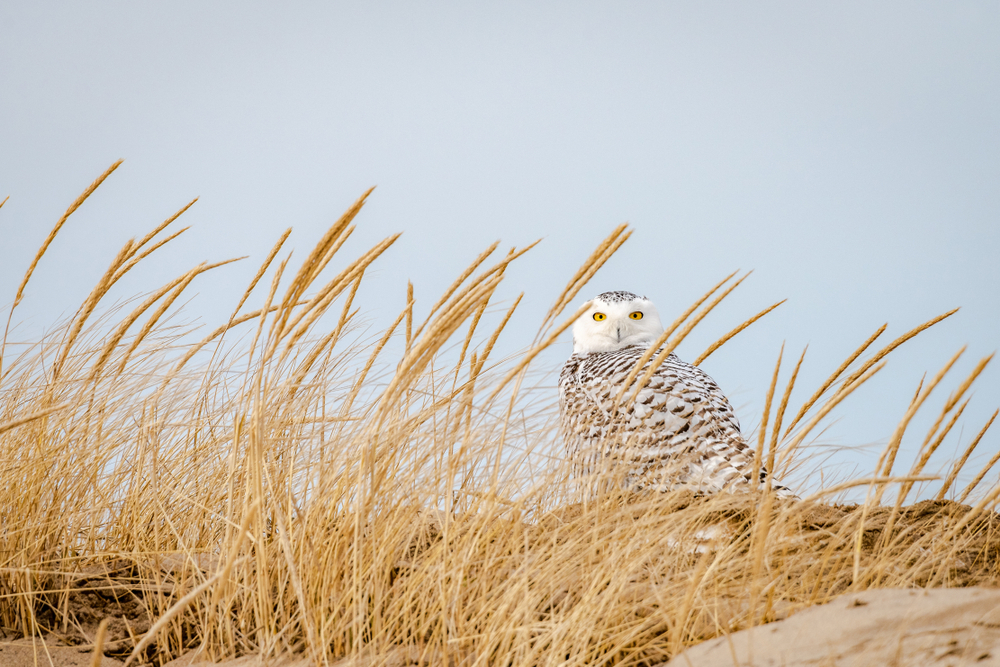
[558,291,792,497]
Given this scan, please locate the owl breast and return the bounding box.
[558,345,763,494]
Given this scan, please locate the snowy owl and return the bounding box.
[558,290,793,497]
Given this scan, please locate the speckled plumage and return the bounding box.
[559,291,793,496]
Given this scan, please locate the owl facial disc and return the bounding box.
[572,291,665,354]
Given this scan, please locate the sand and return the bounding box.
[0,638,123,666]
[10,587,992,667]
[668,587,1000,667]
[8,587,1000,666]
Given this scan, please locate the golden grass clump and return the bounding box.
[1,164,999,667]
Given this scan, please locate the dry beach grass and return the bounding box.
[1,164,999,666]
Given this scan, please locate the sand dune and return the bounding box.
[669,587,1000,667]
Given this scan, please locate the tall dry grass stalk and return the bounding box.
[1,165,998,667]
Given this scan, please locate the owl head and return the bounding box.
[572,291,665,354]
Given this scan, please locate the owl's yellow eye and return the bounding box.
[629,311,644,320]
[593,312,607,321]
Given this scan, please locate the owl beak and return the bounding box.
[616,326,621,342]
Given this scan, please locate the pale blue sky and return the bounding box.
[2,2,998,493]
